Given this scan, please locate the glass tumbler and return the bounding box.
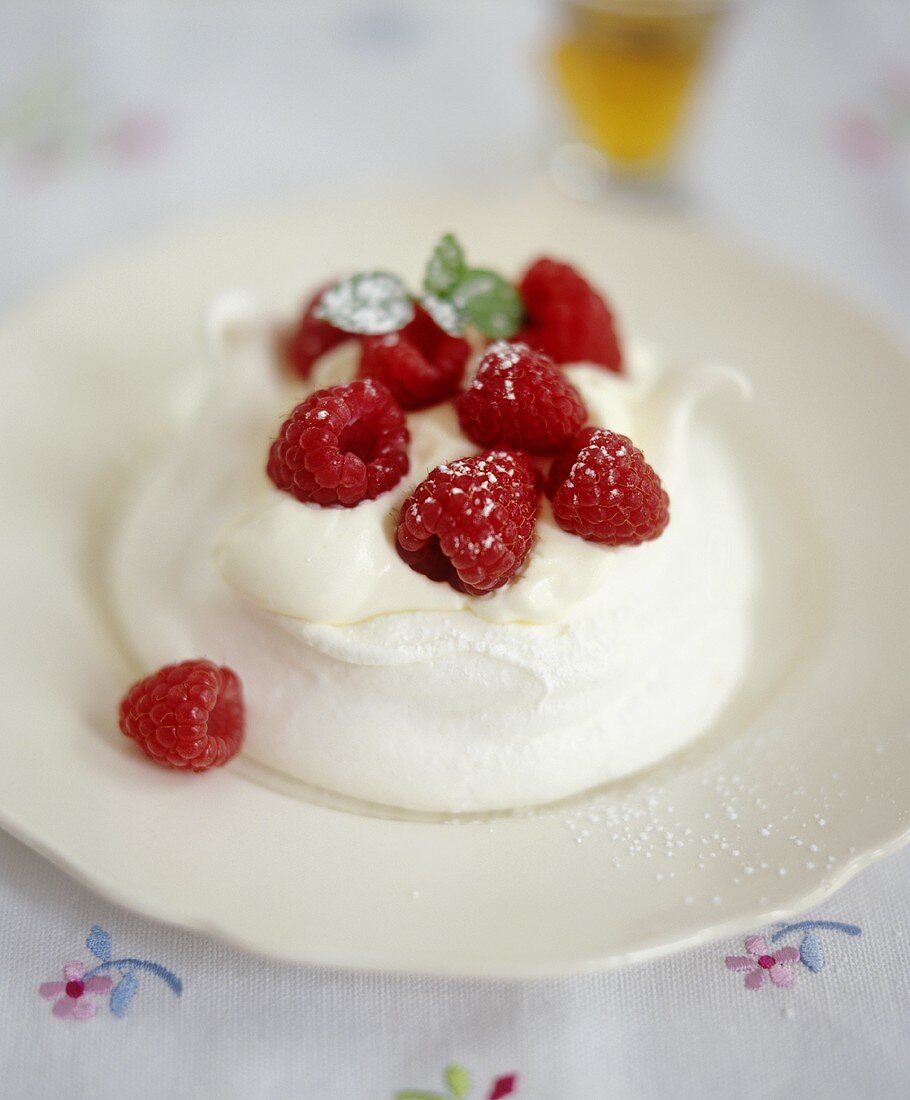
[551,0,727,192]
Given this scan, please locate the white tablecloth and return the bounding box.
[1,2,908,1097]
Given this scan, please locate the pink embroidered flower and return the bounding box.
[39,961,113,1019]
[725,935,800,990]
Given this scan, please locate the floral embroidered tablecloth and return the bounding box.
[1,2,908,1097]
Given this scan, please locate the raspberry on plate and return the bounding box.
[456,341,587,455]
[118,660,244,772]
[359,305,470,410]
[547,427,669,545]
[517,257,622,372]
[283,286,354,379]
[397,450,541,594]
[267,378,409,507]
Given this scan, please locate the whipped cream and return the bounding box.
[110,298,757,812]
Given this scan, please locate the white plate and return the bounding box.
[1,187,907,977]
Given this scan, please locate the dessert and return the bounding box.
[112,236,754,811]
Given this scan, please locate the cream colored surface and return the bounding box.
[0,191,906,974]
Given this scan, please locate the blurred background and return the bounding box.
[1,0,908,341]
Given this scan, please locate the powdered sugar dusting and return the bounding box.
[317,271,415,334]
[535,725,847,909]
[469,342,531,400]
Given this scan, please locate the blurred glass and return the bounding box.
[551,0,726,192]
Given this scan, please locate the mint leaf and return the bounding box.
[424,233,467,296]
[316,271,414,334]
[444,1065,470,1099]
[421,292,467,336]
[454,269,522,339]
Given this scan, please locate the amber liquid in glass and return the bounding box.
[553,2,719,177]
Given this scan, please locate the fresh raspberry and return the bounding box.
[547,428,669,545]
[267,378,409,507]
[284,286,354,379]
[359,305,470,409]
[397,450,541,594]
[517,258,622,371]
[118,660,244,772]
[456,341,587,455]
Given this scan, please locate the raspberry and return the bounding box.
[267,378,409,507]
[284,286,354,379]
[359,305,469,409]
[456,341,587,455]
[547,428,669,545]
[397,450,541,594]
[118,660,244,772]
[517,258,622,371]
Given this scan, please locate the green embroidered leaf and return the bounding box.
[453,269,523,339]
[421,292,467,336]
[423,233,467,296]
[315,271,414,335]
[395,1093,449,1100]
[444,1065,471,1099]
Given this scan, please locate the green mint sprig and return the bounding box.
[315,235,524,340]
[421,292,466,337]
[421,234,523,339]
[423,233,467,296]
[450,268,523,339]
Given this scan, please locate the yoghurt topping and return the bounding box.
[216,339,746,628]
